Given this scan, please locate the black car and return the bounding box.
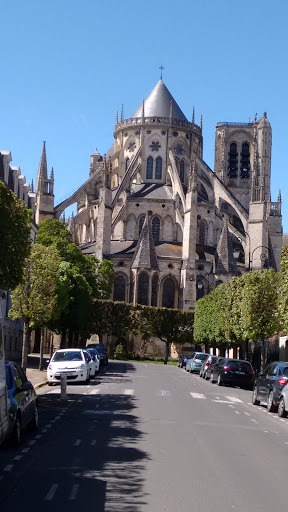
[210,358,255,389]
[5,361,39,446]
[252,361,288,412]
[206,356,225,381]
[178,354,191,369]
[199,355,218,378]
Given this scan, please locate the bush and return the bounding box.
[114,343,125,360]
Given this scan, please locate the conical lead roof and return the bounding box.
[131,80,187,121]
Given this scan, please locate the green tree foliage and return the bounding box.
[278,245,288,333]
[9,245,61,370]
[92,300,137,339]
[0,181,32,291]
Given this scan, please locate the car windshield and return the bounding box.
[52,351,83,362]
[228,361,252,371]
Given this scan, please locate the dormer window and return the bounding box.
[240,143,250,178]
[228,143,238,178]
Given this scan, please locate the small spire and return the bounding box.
[62,211,65,223]
[115,111,118,125]
[142,100,145,119]
[159,64,165,80]
[200,114,203,130]
[31,179,34,193]
[50,167,54,181]
[121,104,124,122]
[192,107,195,124]
[255,113,258,121]
[278,190,281,202]
[264,111,267,119]
[35,141,48,193]
[169,99,173,119]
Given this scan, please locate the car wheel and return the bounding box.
[252,386,260,405]
[278,397,287,418]
[11,413,21,446]
[217,374,222,386]
[29,404,39,431]
[267,390,277,412]
[210,373,215,383]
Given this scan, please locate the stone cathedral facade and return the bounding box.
[34,79,283,355]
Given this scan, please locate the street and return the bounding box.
[1,360,288,511]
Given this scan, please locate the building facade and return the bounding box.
[35,79,283,355]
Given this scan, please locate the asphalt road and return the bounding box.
[1,361,288,511]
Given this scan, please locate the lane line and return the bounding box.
[89,388,100,395]
[123,389,134,395]
[13,455,23,461]
[91,440,96,446]
[3,465,13,472]
[159,390,171,396]
[235,411,240,415]
[69,484,79,500]
[190,392,206,399]
[225,396,243,403]
[74,439,81,446]
[44,484,58,501]
[244,412,251,416]
[21,448,30,453]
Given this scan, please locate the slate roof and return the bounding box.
[215,221,238,275]
[130,183,173,200]
[131,80,188,121]
[131,213,159,270]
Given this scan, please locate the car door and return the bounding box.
[258,363,277,399]
[214,358,225,379]
[83,351,92,378]
[12,363,31,428]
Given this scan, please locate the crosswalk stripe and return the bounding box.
[190,392,207,399]
[225,396,243,403]
[159,390,170,396]
[123,389,134,395]
[44,484,58,501]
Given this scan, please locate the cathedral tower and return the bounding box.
[35,142,55,224]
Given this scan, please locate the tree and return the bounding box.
[278,245,288,334]
[0,181,32,291]
[136,306,194,364]
[9,245,61,371]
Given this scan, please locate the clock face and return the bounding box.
[174,143,185,156]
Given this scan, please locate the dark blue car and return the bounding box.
[5,361,38,445]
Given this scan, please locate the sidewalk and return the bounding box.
[26,354,49,390]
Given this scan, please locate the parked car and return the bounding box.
[85,348,100,373]
[211,358,255,389]
[206,356,225,381]
[278,383,288,417]
[83,349,96,378]
[252,361,288,412]
[87,343,108,366]
[5,361,38,446]
[186,352,210,373]
[178,354,191,369]
[47,348,91,385]
[199,355,218,378]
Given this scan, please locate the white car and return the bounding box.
[83,349,98,378]
[85,348,100,374]
[47,349,91,385]
[278,383,288,417]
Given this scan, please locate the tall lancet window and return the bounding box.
[113,276,126,302]
[152,216,160,241]
[151,274,158,307]
[180,159,185,183]
[155,157,162,179]
[240,143,250,178]
[228,143,238,178]
[126,158,130,170]
[162,278,175,308]
[146,156,153,179]
[138,272,149,305]
[139,215,145,236]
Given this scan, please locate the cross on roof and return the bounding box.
[159,65,165,79]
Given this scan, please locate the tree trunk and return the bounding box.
[260,339,266,372]
[60,330,66,349]
[21,320,30,372]
[164,342,170,365]
[39,328,44,371]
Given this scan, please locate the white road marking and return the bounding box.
[69,484,79,500]
[89,388,100,395]
[91,440,96,446]
[285,441,288,445]
[29,440,36,446]
[3,465,13,472]
[225,396,243,403]
[74,439,81,446]
[235,411,240,414]
[159,390,170,396]
[212,399,236,403]
[13,455,23,461]
[123,389,134,395]
[228,404,235,408]
[21,448,30,453]
[244,412,251,416]
[264,431,269,433]
[251,419,258,423]
[190,392,206,399]
[35,435,42,439]
[44,484,58,501]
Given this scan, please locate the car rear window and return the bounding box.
[196,354,209,361]
[228,361,252,372]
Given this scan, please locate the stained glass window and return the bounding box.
[151,274,158,307]
[113,276,126,302]
[146,156,153,179]
[162,278,175,308]
[152,216,160,241]
[155,157,162,179]
[138,273,149,305]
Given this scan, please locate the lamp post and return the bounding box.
[196,262,213,300]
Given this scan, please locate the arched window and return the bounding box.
[162,278,175,308]
[240,143,250,178]
[228,143,238,178]
[113,276,126,302]
[151,274,158,307]
[196,280,205,301]
[139,215,145,236]
[180,159,185,183]
[146,156,153,179]
[198,220,207,246]
[138,273,149,305]
[152,216,160,241]
[126,158,130,170]
[155,157,162,179]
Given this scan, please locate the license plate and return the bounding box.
[235,371,245,375]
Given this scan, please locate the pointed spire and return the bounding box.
[200,114,203,131]
[50,167,54,181]
[192,107,195,124]
[121,104,124,122]
[169,99,173,119]
[31,179,34,193]
[115,111,118,125]
[278,189,281,202]
[35,141,48,193]
[142,100,145,119]
[215,220,238,275]
[131,212,158,270]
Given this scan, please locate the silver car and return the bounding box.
[278,383,288,417]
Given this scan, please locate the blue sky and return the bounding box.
[1,0,287,231]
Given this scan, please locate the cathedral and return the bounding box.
[33,78,283,354]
